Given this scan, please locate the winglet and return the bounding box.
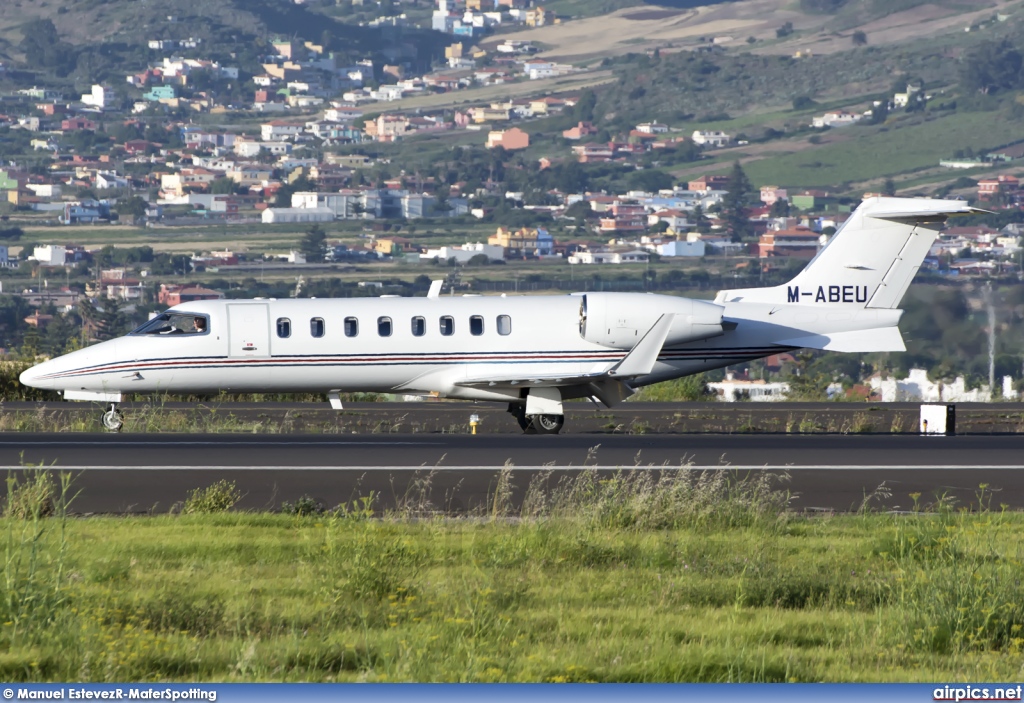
[427,280,443,298]
[609,313,674,378]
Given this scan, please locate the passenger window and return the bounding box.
[440,316,454,336]
[470,315,484,336]
[310,317,325,338]
[378,316,392,337]
[277,317,291,338]
[344,317,358,337]
[497,315,512,336]
[411,316,425,336]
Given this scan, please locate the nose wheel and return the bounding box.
[101,403,124,432]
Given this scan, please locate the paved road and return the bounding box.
[2,433,1022,514]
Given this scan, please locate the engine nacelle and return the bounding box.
[578,293,724,350]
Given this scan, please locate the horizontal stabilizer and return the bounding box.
[777,327,905,353]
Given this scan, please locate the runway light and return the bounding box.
[469,414,480,435]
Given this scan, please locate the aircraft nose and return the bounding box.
[19,360,54,389]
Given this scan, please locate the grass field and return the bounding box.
[735,111,1024,189]
[4,468,1024,682]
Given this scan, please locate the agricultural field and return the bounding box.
[701,111,1024,189]
[4,469,1024,682]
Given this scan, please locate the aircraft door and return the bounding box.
[227,304,271,358]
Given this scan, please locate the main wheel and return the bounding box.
[101,406,124,432]
[529,414,564,435]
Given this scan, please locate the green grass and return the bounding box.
[4,468,1024,682]
[741,110,1024,188]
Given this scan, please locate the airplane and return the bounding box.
[20,196,979,433]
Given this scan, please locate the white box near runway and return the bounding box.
[920,404,955,435]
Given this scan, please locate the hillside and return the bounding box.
[0,0,446,80]
[493,0,1019,63]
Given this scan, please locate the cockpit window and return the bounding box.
[132,313,210,336]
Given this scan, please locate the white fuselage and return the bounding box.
[20,292,794,403]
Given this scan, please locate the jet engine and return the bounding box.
[577,293,725,350]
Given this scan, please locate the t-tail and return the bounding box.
[715,197,983,352]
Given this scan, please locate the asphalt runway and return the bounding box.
[2,433,1023,514]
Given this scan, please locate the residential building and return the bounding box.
[260,121,304,141]
[760,186,788,206]
[709,373,790,402]
[158,284,224,306]
[61,117,97,132]
[420,242,504,263]
[31,245,67,266]
[811,111,863,128]
[261,207,335,224]
[81,85,110,109]
[488,226,554,256]
[635,122,668,134]
[657,240,705,257]
[563,122,598,140]
[758,228,823,258]
[374,237,421,257]
[599,202,647,233]
[978,175,1020,200]
[486,127,529,150]
[691,130,731,147]
[568,248,651,264]
[688,175,729,193]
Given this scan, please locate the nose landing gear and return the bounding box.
[101,403,124,432]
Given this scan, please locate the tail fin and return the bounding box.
[716,197,981,309]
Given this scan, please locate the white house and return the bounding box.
[692,130,731,147]
[31,245,67,267]
[81,84,109,110]
[568,249,651,265]
[420,242,504,264]
[657,240,705,257]
[868,369,1017,402]
[260,121,303,141]
[233,139,263,157]
[812,111,863,128]
[708,373,790,402]
[261,207,335,224]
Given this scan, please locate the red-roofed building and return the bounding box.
[978,175,1020,200]
[158,284,225,306]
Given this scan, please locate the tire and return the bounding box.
[102,409,124,432]
[529,414,564,435]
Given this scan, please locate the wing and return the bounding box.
[454,313,677,407]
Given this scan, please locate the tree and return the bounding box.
[882,178,896,197]
[210,177,238,195]
[776,21,794,38]
[769,199,791,218]
[573,89,597,123]
[116,196,148,222]
[961,40,1024,95]
[792,96,816,111]
[300,224,328,263]
[721,162,754,242]
[851,30,867,46]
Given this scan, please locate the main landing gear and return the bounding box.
[508,403,565,435]
[101,403,124,432]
